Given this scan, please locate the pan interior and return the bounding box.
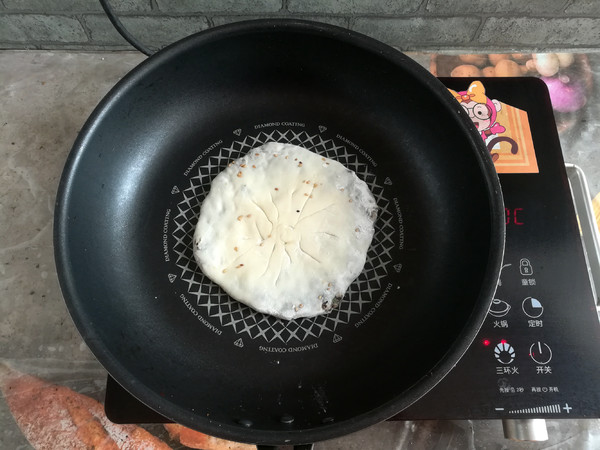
[56,22,499,444]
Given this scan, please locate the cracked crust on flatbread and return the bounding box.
[193,142,377,320]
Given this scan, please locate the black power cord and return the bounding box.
[99,0,154,56]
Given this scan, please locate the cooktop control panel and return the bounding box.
[395,78,600,420]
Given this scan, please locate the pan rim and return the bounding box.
[54,18,505,445]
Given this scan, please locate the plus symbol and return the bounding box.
[563,403,572,413]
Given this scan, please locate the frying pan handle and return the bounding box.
[256,445,314,450]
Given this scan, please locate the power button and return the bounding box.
[529,342,552,365]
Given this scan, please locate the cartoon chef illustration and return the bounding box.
[449,80,505,140]
[449,81,517,161]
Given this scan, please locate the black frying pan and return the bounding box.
[55,20,504,446]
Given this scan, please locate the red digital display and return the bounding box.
[505,208,524,225]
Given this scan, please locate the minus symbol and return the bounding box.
[495,407,505,411]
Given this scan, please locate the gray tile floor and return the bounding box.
[2,50,600,449]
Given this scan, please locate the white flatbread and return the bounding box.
[193,142,377,320]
